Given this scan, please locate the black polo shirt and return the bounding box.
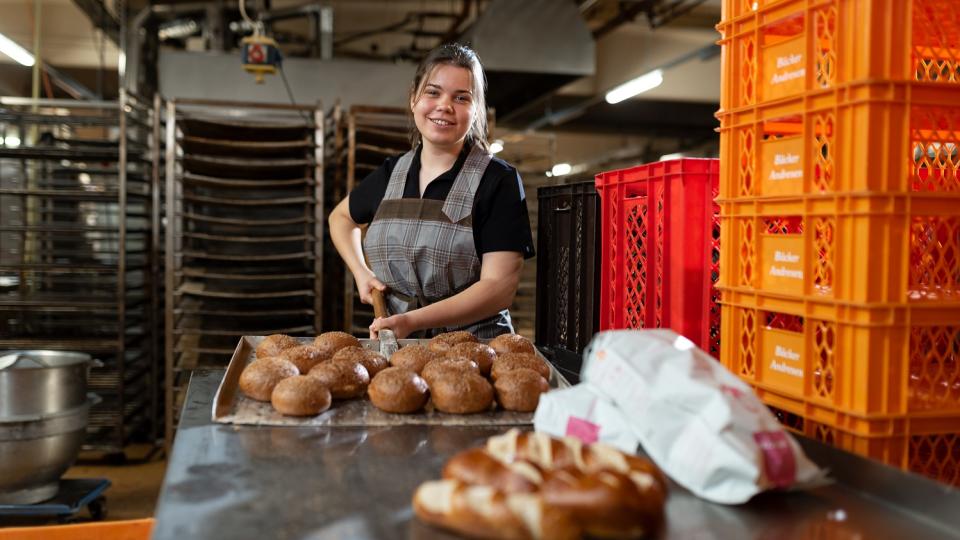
[348,144,536,259]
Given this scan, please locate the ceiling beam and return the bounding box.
[72,0,122,45]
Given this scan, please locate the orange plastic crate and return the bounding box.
[759,387,960,486]
[718,80,960,199]
[718,195,960,304]
[718,0,960,109]
[0,518,155,540]
[720,290,960,417]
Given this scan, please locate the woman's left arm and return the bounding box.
[370,251,523,338]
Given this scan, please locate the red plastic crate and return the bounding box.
[761,387,960,486]
[718,0,960,110]
[595,158,721,357]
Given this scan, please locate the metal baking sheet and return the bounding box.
[213,335,571,427]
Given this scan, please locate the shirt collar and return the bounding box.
[412,142,472,183]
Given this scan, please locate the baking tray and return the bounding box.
[212,335,572,427]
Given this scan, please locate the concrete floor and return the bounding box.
[0,445,166,531]
[62,445,168,522]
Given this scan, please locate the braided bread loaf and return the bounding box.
[413,430,667,539]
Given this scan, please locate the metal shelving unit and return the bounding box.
[164,99,324,446]
[0,95,160,452]
[323,105,409,337]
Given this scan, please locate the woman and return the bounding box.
[328,43,535,339]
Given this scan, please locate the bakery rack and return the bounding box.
[0,94,161,452]
[324,105,410,337]
[163,99,324,447]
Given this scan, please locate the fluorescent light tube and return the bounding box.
[0,32,35,67]
[551,163,572,176]
[605,69,663,104]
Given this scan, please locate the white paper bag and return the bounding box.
[533,382,640,453]
[581,329,827,504]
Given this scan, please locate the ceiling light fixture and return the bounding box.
[605,69,663,104]
[0,31,35,67]
[551,163,572,176]
[490,139,504,154]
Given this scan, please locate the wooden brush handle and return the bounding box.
[371,288,388,319]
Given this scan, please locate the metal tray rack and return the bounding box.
[163,99,324,447]
[322,105,410,337]
[0,95,161,452]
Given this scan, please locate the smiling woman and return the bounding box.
[327,43,535,340]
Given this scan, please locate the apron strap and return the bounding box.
[442,144,492,223]
[385,150,416,200]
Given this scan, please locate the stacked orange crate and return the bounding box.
[716,0,960,485]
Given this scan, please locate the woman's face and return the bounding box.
[411,64,476,151]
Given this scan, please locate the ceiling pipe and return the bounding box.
[72,0,121,45]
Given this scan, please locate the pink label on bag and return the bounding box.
[565,416,600,444]
[753,431,797,488]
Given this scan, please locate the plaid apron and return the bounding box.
[363,144,514,338]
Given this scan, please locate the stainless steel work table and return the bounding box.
[152,370,960,540]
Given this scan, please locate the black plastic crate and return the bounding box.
[536,181,600,380]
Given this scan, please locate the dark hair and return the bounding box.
[409,43,489,152]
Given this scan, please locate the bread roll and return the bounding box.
[494,368,549,412]
[280,344,331,373]
[239,357,299,401]
[368,367,430,414]
[491,352,551,381]
[308,357,370,399]
[446,342,496,377]
[421,358,480,387]
[333,346,389,377]
[389,344,442,374]
[430,372,494,414]
[313,331,361,354]
[428,330,478,353]
[255,334,300,359]
[488,333,536,356]
[270,375,332,416]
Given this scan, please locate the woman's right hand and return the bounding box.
[354,269,387,305]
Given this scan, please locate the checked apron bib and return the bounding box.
[363,144,513,338]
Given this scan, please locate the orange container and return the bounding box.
[0,518,155,540]
[759,387,960,486]
[718,80,960,199]
[718,0,960,110]
[718,195,960,304]
[720,290,960,417]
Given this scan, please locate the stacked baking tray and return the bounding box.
[324,105,409,337]
[163,99,323,445]
[0,95,160,452]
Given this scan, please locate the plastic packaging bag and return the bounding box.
[580,329,827,504]
[533,382,640,453]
